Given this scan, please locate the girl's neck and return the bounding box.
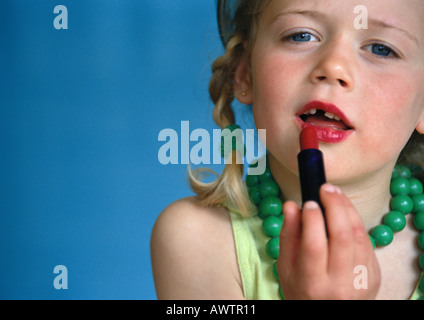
[269,155,394,231]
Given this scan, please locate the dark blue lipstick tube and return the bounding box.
[297,148,327,213]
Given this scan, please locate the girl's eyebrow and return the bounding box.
[368,18,418,46]
[270,9,324,24]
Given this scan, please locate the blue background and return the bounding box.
[0,0,229,299]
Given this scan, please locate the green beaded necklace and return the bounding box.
[246,164,424,300]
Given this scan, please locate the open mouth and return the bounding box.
[296,101,354,143]
[300,109,352,131]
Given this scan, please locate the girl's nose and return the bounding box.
[309,41,354,90]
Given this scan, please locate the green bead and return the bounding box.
[246,174,259,187]
[259,179,280,198]
[272,261,279,281]
[414,212,424,231]
[265,237,280,260]
[370,225,394,247]
[250,158,260,168]
[259,197,282,218]
[226,124,239,131]
[383,211,406,232]
[392,165,402,180]
[262,215,282,238]
[420,275,424,293]
[279,286,285,300]
[397,165,412,179]
[409,178,423,196]
[390,194,414,214]
[413,194,424,213]
[418,232,424,250]
[248,187,261,206]
[369,235,376,249]
[258,167,272,182]
[390,177,410,196]
[419,253,424,271]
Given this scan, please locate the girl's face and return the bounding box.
[237,0,424,183]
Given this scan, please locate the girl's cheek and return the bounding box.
[366,71,418,122]
[252,62,305,118]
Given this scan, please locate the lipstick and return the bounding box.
[296,100,354,144]
[298,128,327,216]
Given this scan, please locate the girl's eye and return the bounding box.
[365,43,399,58]
[283,32,319,43]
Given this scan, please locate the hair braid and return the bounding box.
[188,34,255,217]
[210,35,244,129]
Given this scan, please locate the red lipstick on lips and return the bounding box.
[296,101,354,143]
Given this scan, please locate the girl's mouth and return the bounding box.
[296,101,354,143]
[300,109,350,131]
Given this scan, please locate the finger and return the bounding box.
[296,201,328,277]
[342,194,376,280]
[343,196,371,250]
[278,201,301,277]
[320,184,355,274]
[340,199,379,298]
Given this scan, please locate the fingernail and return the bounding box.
[303,201,319,210]
[322,184,342,194]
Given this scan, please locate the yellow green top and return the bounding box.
[230,212,424,300]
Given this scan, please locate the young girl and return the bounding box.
[151,0,424,300]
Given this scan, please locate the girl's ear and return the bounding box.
[233,56,253,105]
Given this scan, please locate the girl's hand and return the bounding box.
[277,184,381,300]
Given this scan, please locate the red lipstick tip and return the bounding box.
[300,127,319,151]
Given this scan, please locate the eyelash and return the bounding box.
[363,43,400,59]
[282,31,401,59]
[282,31,319,43]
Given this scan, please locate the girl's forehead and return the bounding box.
[262,0,424,27]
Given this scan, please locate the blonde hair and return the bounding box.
[188,1,270,217]
[188,0,424,216]
[188,33,253,217]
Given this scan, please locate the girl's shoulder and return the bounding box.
[151,197,244,299]
[152,197,231,245]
